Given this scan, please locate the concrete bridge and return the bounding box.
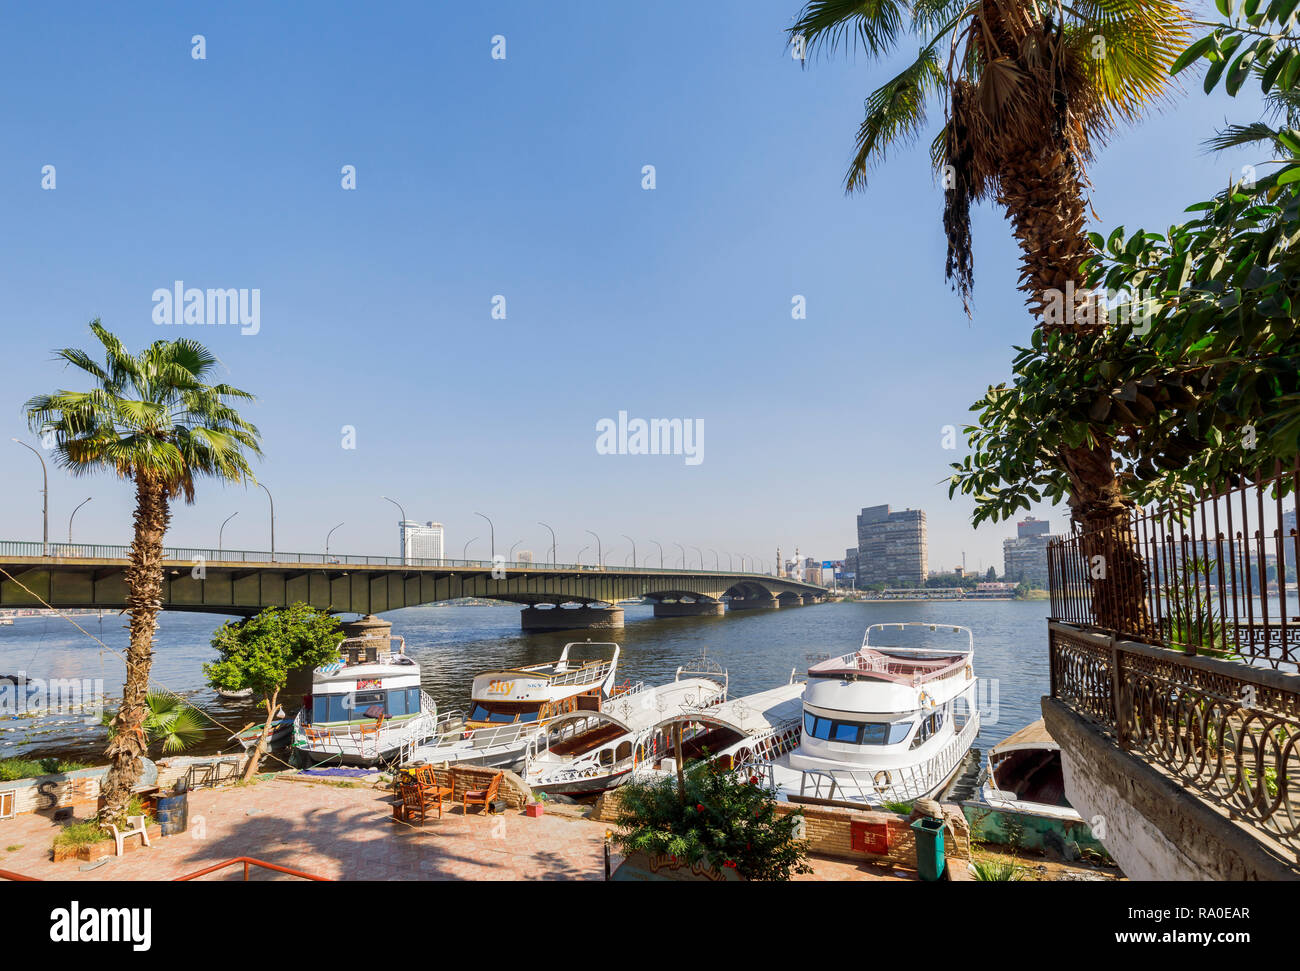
[0,541,828,632]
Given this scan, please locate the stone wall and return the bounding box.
[1043,695,1297,880]
[418,764,533,810]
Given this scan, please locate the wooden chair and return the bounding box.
[411,765,453,812]
[102,815,151,856]
[462,771,504,816]
[398,781,442,825]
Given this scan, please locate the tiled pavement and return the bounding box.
[0,778,908,881]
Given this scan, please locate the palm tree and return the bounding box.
[25,320,261,823]
[102,691,207,755]
[789,0,1187,630]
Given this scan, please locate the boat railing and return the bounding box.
[793,705,981,805]
[546,660,613,688]
[293,705,439,758]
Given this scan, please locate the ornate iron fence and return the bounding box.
[1048,463,1300,670]
[1050,622,1300,854]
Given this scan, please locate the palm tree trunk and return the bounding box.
[997,135,1150,636]
[100,476,169,824]
[1062,442,1152,636]
[243,688,280,781]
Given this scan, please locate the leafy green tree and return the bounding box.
[951,4,1300,636]
[613,761,811,881]
[789,0,1189,632]
[205,604,344,779]
[101,691,205,755]
[24,321,261,823]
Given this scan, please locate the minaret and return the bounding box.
[794,547,801,580]
[776,547,782,577]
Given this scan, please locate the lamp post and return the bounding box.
[462,537,478,560]
[674,543,686,569]
[726,552,733,571]
[692,546,704,571]
[538,522,557,566]
[577,545,589,566]
[67,497,92,544]
[650,540,664,569]
[475,512,495,559]
[709,548,720,571]
[509,540,523,562]
[381,496,407,563]
[585,530,602,571]
[11,439,48,556]
[218,511,238,557]
[326,522,345,557]
[622,535,637,569]
[258,482,275,561]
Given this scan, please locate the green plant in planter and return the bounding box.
[53,821,111,849]
[612,761,811,881]
[0,757,90,781]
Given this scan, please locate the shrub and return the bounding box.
[612,761,811,881]
[0,757,90,781]
[53,821,110,849]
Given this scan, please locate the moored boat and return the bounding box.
[762,623,980,807]
[406,640,622,771]
[292,633,439,766]
[523,655,729,796]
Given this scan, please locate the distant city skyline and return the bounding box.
[0,2,1267,576]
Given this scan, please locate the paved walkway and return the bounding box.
[0,777,909,881]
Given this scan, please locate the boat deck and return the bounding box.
[808,648,968,685]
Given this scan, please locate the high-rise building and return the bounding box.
[843,548,859,588]
[1017,517,1052,538]
[803,557,823,586]
[516,550,534,564]
[1003,519,1061,587]
[401,521,444,562]
[856,505,927,585]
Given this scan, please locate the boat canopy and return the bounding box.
[648,680,804,737]
[544,676,725,735]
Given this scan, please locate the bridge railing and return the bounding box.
[0,540,816,583]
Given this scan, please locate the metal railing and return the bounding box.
[1049,621,1300,854]
[0,539,806,582]
[1048,463,1299,670]
[174,856,330,881]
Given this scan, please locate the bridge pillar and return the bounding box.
[728,594,778,611]
[802,594,818,605]
[520,605,624,633]
[653,600,725,618]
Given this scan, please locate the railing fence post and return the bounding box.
[1109,633,1128,751]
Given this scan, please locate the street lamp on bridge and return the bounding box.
[258,482,276,561]
[11,438,48,557]
[379,496,405,566]
[463,537,478,560]
[538,522,557,566]
[585,530,602,570]
[709,548,720,571]
[475,512,496,559]
[218,511,238,557]
[577,545,589,566]
[692,546,704,571]
[68,497,92,543]
[622,535,637,569]
[650,540,664,569]
[326,522,345,557]
[674,543,686,569]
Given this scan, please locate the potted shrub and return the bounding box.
[611,760,811,881]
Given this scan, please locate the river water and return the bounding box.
[0,600,1053,765]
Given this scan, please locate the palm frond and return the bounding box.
[847,48,947,191]
[790,0,913,61]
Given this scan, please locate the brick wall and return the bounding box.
[420,765,533,810]
[593,787,969,870]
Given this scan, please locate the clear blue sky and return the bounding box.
[0,1,1262,574]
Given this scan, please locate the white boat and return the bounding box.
[630,674,806,782]
[523,656,729,796]
[292,633,440,766]
[762,623,980,807]
[406,641,622,771]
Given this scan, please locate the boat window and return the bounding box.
[859,723,888,745]
[887,721,914,745]
[831,722,862,744]
[388,689,408,717]
[518,709,540,723]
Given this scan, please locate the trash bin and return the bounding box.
[155,788,189,836]
[911,816,947,881]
